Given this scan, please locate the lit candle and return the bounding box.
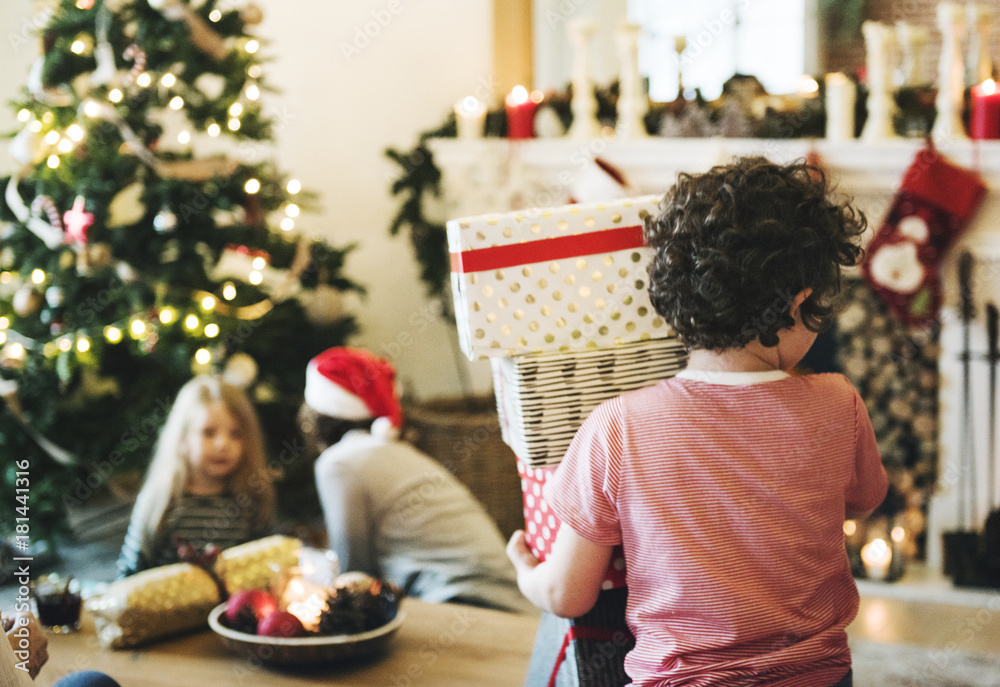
[970,79,1000,139]
[279,573,328,632]
[825,72,856,141]
[454,96,487,140]
[505,85,536,140]
[860,537,892,581]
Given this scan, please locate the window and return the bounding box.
[629,0,816,100]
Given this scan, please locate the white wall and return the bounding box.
[0,0,496,401]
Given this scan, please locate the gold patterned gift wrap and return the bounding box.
[86,535,301,649]
[447,195,672,359]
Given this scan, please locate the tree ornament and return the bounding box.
[12,286,43,317]
[91,4,117,87]
[26,57,73,107]
[116,261,138,282]
[147,0,229,60]
[861,144,986,325]
[153,206,178,232]
[31,196,63,233]
[107,182,147,227]
[300,285,344,326]
[45,286,65,308]
[87,242,114,270]
[241,4,264,25]
[223,352,259,388]
[122,44,147,85]
[10,123,45,166]
[64,196,95,247]
[194,73,226,100]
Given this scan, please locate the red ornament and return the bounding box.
[225,590,278,626]
[257,610,305,638]
[63,196,94,247]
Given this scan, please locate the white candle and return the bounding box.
[861,537,893,581]
[454,96,487,140]
[825,72,856,141]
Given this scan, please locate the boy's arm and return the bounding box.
[507,526,613,619]
[845,389,888,519]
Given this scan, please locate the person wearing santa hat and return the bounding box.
[301,347,534,614]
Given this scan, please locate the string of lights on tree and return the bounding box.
[1,0,360,544]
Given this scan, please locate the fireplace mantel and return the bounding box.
[430,137,1000,581]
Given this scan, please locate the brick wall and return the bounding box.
[821,0,999,84]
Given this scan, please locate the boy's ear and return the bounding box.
[789,288,813,320]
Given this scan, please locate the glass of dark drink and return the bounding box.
[30,574,81,633]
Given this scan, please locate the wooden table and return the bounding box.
[36,600,541,687]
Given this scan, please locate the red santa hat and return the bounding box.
[304,347,403,438]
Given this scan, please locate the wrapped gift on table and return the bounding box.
[86,535,300,649]
[447,196,669,359]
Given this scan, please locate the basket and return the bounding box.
[404,395,523,539]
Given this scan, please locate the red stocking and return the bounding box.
[861,143,987,326]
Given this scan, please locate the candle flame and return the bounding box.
[860,538,891,566]
[507,85,530,106]
[890,526,905,543]
[983,79,997,95]
[843,520,857,536]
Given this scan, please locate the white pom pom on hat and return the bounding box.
[304,347,403,437]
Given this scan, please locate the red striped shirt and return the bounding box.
[545,373,887,687]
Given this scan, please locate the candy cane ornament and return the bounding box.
[122,44,147,85]
[31,195,63,233]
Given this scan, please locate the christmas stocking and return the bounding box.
[861,144,987,326]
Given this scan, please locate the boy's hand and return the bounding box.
[506,530,540,573]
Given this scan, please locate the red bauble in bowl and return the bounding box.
[258,610,305,638]
[224,589,277,634]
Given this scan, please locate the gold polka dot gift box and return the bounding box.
[447,196,672,359]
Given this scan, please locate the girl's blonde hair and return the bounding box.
[132,375,275,560]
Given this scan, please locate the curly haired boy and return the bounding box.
[508,157,888,687]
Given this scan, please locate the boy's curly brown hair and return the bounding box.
[644,156,867,351]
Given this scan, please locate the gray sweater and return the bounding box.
[315,431,533,614]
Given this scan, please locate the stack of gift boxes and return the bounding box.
[448,196,687,687]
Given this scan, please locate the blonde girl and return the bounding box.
[116,376,275,578]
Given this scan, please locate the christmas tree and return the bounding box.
[0,0,361,546]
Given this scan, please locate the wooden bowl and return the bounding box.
[207,604,405,666]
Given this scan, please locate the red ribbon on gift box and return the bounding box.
[450,224,645,274]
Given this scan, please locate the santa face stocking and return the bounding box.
[861,144,987,326]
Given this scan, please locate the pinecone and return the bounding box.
[315,580,401,635]
[317,589,366,635]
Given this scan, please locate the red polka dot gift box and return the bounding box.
[518,458,626,590]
